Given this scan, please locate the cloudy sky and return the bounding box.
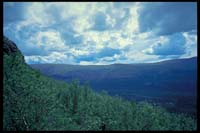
[3,2,197,65]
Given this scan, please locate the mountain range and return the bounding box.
[31,57,197,115]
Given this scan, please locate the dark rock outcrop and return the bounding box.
[3,36,19,55]
[3,35,25,64]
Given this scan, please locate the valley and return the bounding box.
[31,57,197,116]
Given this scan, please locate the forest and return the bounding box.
[31,57,197,116]
[3,36,197,130]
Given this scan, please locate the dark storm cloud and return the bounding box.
[146,33,186,56]
[138,2,197,35]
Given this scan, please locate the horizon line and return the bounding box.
[28,56,197,66]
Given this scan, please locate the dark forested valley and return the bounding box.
[31,57,197,116]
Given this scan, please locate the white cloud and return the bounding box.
[25,52,74,64]
[124,50,160,63]
[123,3,140,34]
[20,3,56,28]
[72,17,92,33]
[69,47,90,56]
[142,35,169,54]
[183,31,197,46]
[106,14,116,28]
[99,54,121,62]
[4,2,197,65]
[182,30,197,57]
[17,2,130,35]
[82,31,110,50]
[79,61,95,65]
[143,33,186,56]
[28,30,67,52]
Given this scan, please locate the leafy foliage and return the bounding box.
[31,58,197,116]
[3,36,197,131]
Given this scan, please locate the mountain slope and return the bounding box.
[31,57,197,115]
[3,36,70,130]
[3,36,197,130]
[31,58,197,96]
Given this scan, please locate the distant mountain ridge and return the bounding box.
[31,57,197,91]
[31,57,197,115]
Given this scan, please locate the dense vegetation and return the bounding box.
[31,57,197,116]
[3,36,197,130]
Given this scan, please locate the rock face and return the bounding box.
[3,35,25,64]
[3,36,19,55]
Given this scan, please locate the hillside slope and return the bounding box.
[31,57,197,115]
[3,36,197,130]
[31,57,197,97]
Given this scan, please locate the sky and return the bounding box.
[3,2,197,65]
